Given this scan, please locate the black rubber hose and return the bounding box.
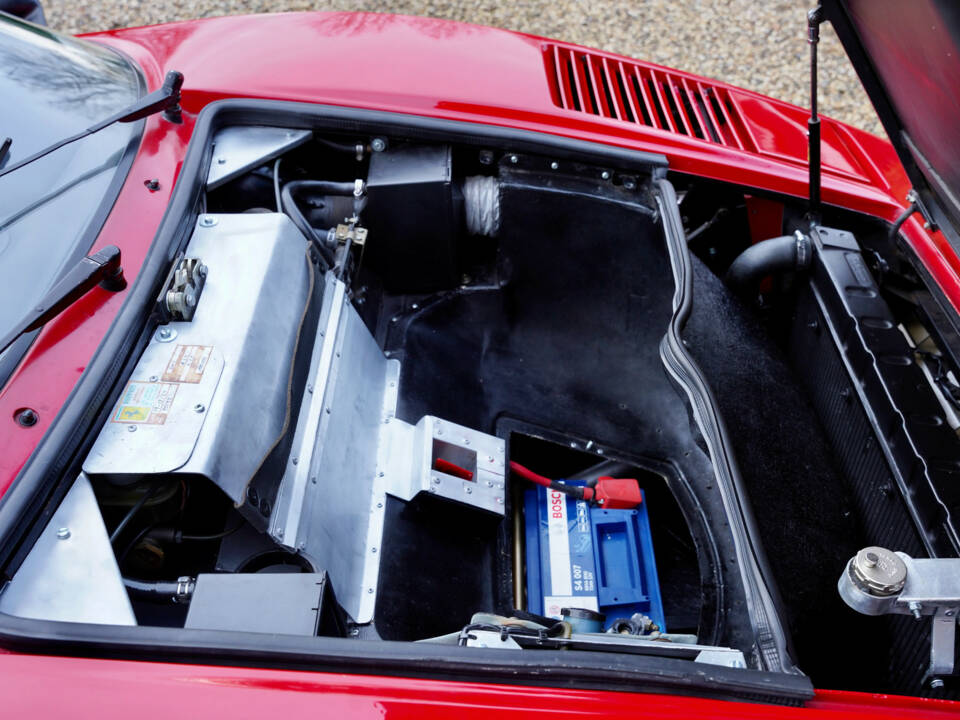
[280,181,338,269]
[122,576,195,603]
[724,232,812,293]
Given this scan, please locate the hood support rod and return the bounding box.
[807,5,824,224]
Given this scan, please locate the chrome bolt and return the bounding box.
[199,215,217,227]
[909,601,923,620]
[371,138,387,152]
[601,170,611,180]
[509,154,518,164]
[158,327,172,339]
[194,403,205,413]
[550,161,559,170]
[56,527,70,540]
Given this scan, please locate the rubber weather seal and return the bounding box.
[653,175,797,675]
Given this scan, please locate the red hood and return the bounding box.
[88,12,906,210]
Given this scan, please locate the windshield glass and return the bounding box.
[0,14,141,355]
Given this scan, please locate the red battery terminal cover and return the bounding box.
[585,477,644,509]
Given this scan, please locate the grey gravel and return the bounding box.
[45,0,883,135]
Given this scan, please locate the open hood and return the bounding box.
[825,0,960,246]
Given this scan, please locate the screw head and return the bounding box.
[56,527,70,540]
[156,327,176,342]
[601,170,611,180]
[623,179,637,190]
[509,154,519,164]
[194,403,205,413]
[930,678,945,690]
[14,408,38,427]
[127,425,137,432]
[143,178,160,191]
[199,215,217,227]
[371,138,387,152]
[216,157,227,165]
[550,161,559,170]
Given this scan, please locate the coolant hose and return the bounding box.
[123,576,195,604]
[724,231,812,293]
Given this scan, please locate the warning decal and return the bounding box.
[162,344,212,384]
[112,382,178,425]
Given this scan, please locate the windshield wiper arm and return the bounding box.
[0,70,183,181]
[0,246,126,357]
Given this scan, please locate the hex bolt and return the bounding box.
[56,527,71,540]
[199,215,217,227]
[194,403,205,413]
[371,138,387,152]
[158,327,173,340]
[909,601,923,620]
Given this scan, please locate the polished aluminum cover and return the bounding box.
[83,213,312,508]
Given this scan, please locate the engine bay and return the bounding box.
[3,108,960,702]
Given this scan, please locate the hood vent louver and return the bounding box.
[544,43,756,152]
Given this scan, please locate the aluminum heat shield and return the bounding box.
[84,213,312,510]
[271,272,399,623]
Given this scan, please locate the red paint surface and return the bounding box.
[1,11,958,714]
[3,654,960,719]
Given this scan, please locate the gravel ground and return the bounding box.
[45,0,883,135]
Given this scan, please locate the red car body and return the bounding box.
[0,11,956,717]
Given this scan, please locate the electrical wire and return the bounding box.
[109,478,165,544]
[273,157,282,212]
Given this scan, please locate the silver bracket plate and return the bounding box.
[207,126,312,190]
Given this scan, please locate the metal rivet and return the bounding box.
[127,425,137,432]
[199,215,217,227]
[376,502,383,509]
[371,547,377,554]
[217,157,227,165]
[149,375,159,382]
[194,403,205,413]
[601,170,611,180]
[411,303,419,310]
[464,486,473,494]
[56,527,70,540]
[509,155,519,164]
[156,327,177,342]
[550,161,559,170]
[367,587,374,594]
[432,476,441,484]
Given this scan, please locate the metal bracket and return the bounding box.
[838,547,960,680]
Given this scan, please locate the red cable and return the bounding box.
[508,461,594,500]
[508,461,552,488]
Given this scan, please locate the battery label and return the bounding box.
[539,485,598,619]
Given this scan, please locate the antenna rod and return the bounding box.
[808,5,824,222]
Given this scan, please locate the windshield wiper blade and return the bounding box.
[0,246,126,357]
[0,70,183,181]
